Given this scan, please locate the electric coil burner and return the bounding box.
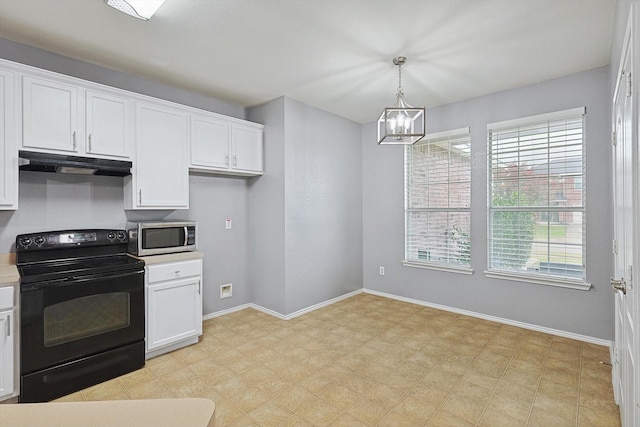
[16,229,145,403]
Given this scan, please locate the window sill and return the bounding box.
[484,270,591,291]
[402,261,474,275]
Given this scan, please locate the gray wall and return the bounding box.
[248,97,363,316]
[282,98,362,314]
[362,66,614,340]
[0,38,253,316]
[247,97,287,314]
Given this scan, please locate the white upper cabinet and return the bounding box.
[22,76,78,153]
[126,101,189,210]
[85,90,130,158]
[190,112,263,176]
[190,113,230,170]
[22,75,131,159]
[0,69,17,210]
[231,122,263,174]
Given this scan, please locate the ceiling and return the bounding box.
[0,0,616,124]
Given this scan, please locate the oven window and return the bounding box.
[43,293,130,347]
[142,228,184,249]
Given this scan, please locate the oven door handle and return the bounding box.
[70,270,144,284]
[22,269,144,291]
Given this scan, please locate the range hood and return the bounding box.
[19,151,132,177]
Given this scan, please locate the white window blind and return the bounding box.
[405,128,471,267]
[487,107,585,281]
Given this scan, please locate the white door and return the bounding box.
[135,102,189,209]
[190,113,230,169]
[146,277,202,352]
[85,90,130,158]
[0,309,14,399]
[231,123,263,173]
[612,14,638,427]
[0,69,17,210]
[22,76,78,153]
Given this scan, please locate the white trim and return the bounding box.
[484,270,591,291]
[422,126,470,141]
[202,303,252,321]
[203,289,364,321]
[487,106,586,130]
[402,260,473,275]
[363,288,611,347]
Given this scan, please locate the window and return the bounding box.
[404,128,471,270]
[487,107,585,284]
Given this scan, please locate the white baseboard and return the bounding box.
[252,289,364,320]
[363,288,613,348]
[203,303,252,321]
[203,289,363,321]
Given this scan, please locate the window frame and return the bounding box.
[485,107,590,290]
[402,127,473,275]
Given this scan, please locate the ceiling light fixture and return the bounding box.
[104,0,166,20]
[377,56,425,145]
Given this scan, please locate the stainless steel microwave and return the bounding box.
[127,221,197,256]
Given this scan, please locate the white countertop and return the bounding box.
[0,253,18,285]
[132,251,204,265]
[0,398,215,427]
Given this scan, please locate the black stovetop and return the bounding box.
[16,229,144,286]
[17,254,144,285]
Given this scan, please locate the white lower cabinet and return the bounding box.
[145,258,202,359]
[0,286,15,401]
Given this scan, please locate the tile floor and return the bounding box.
[56,294,620,426]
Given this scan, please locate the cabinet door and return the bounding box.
[86,90,130,158]
[190,113,230,169]
[146,277,202,352]
[0,310,13,400]
[0,69,17,210]
[231,123,263,174]
[22,76,78,153]
[135,102,189,209]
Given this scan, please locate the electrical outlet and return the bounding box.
[379,266,385,276]
[220,283,233,299]
[225,218,232,230]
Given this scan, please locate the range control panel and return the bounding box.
[16,229,128,252]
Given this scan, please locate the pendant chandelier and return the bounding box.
[377,56,425,145]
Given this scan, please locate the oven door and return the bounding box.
[20,269,144,375]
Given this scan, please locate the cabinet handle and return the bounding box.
[88,134,92,152]
[197,280,201,295]
[225,154,229,167]
[138,189,142,205]
[233,154,237,167]
[174,270,181,276]
[72,131,77,150]
[6,314,10,338]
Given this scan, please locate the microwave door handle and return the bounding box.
[184,226,188,246]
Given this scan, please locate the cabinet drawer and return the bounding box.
[0,286,14,309]
[147,259,201,283]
